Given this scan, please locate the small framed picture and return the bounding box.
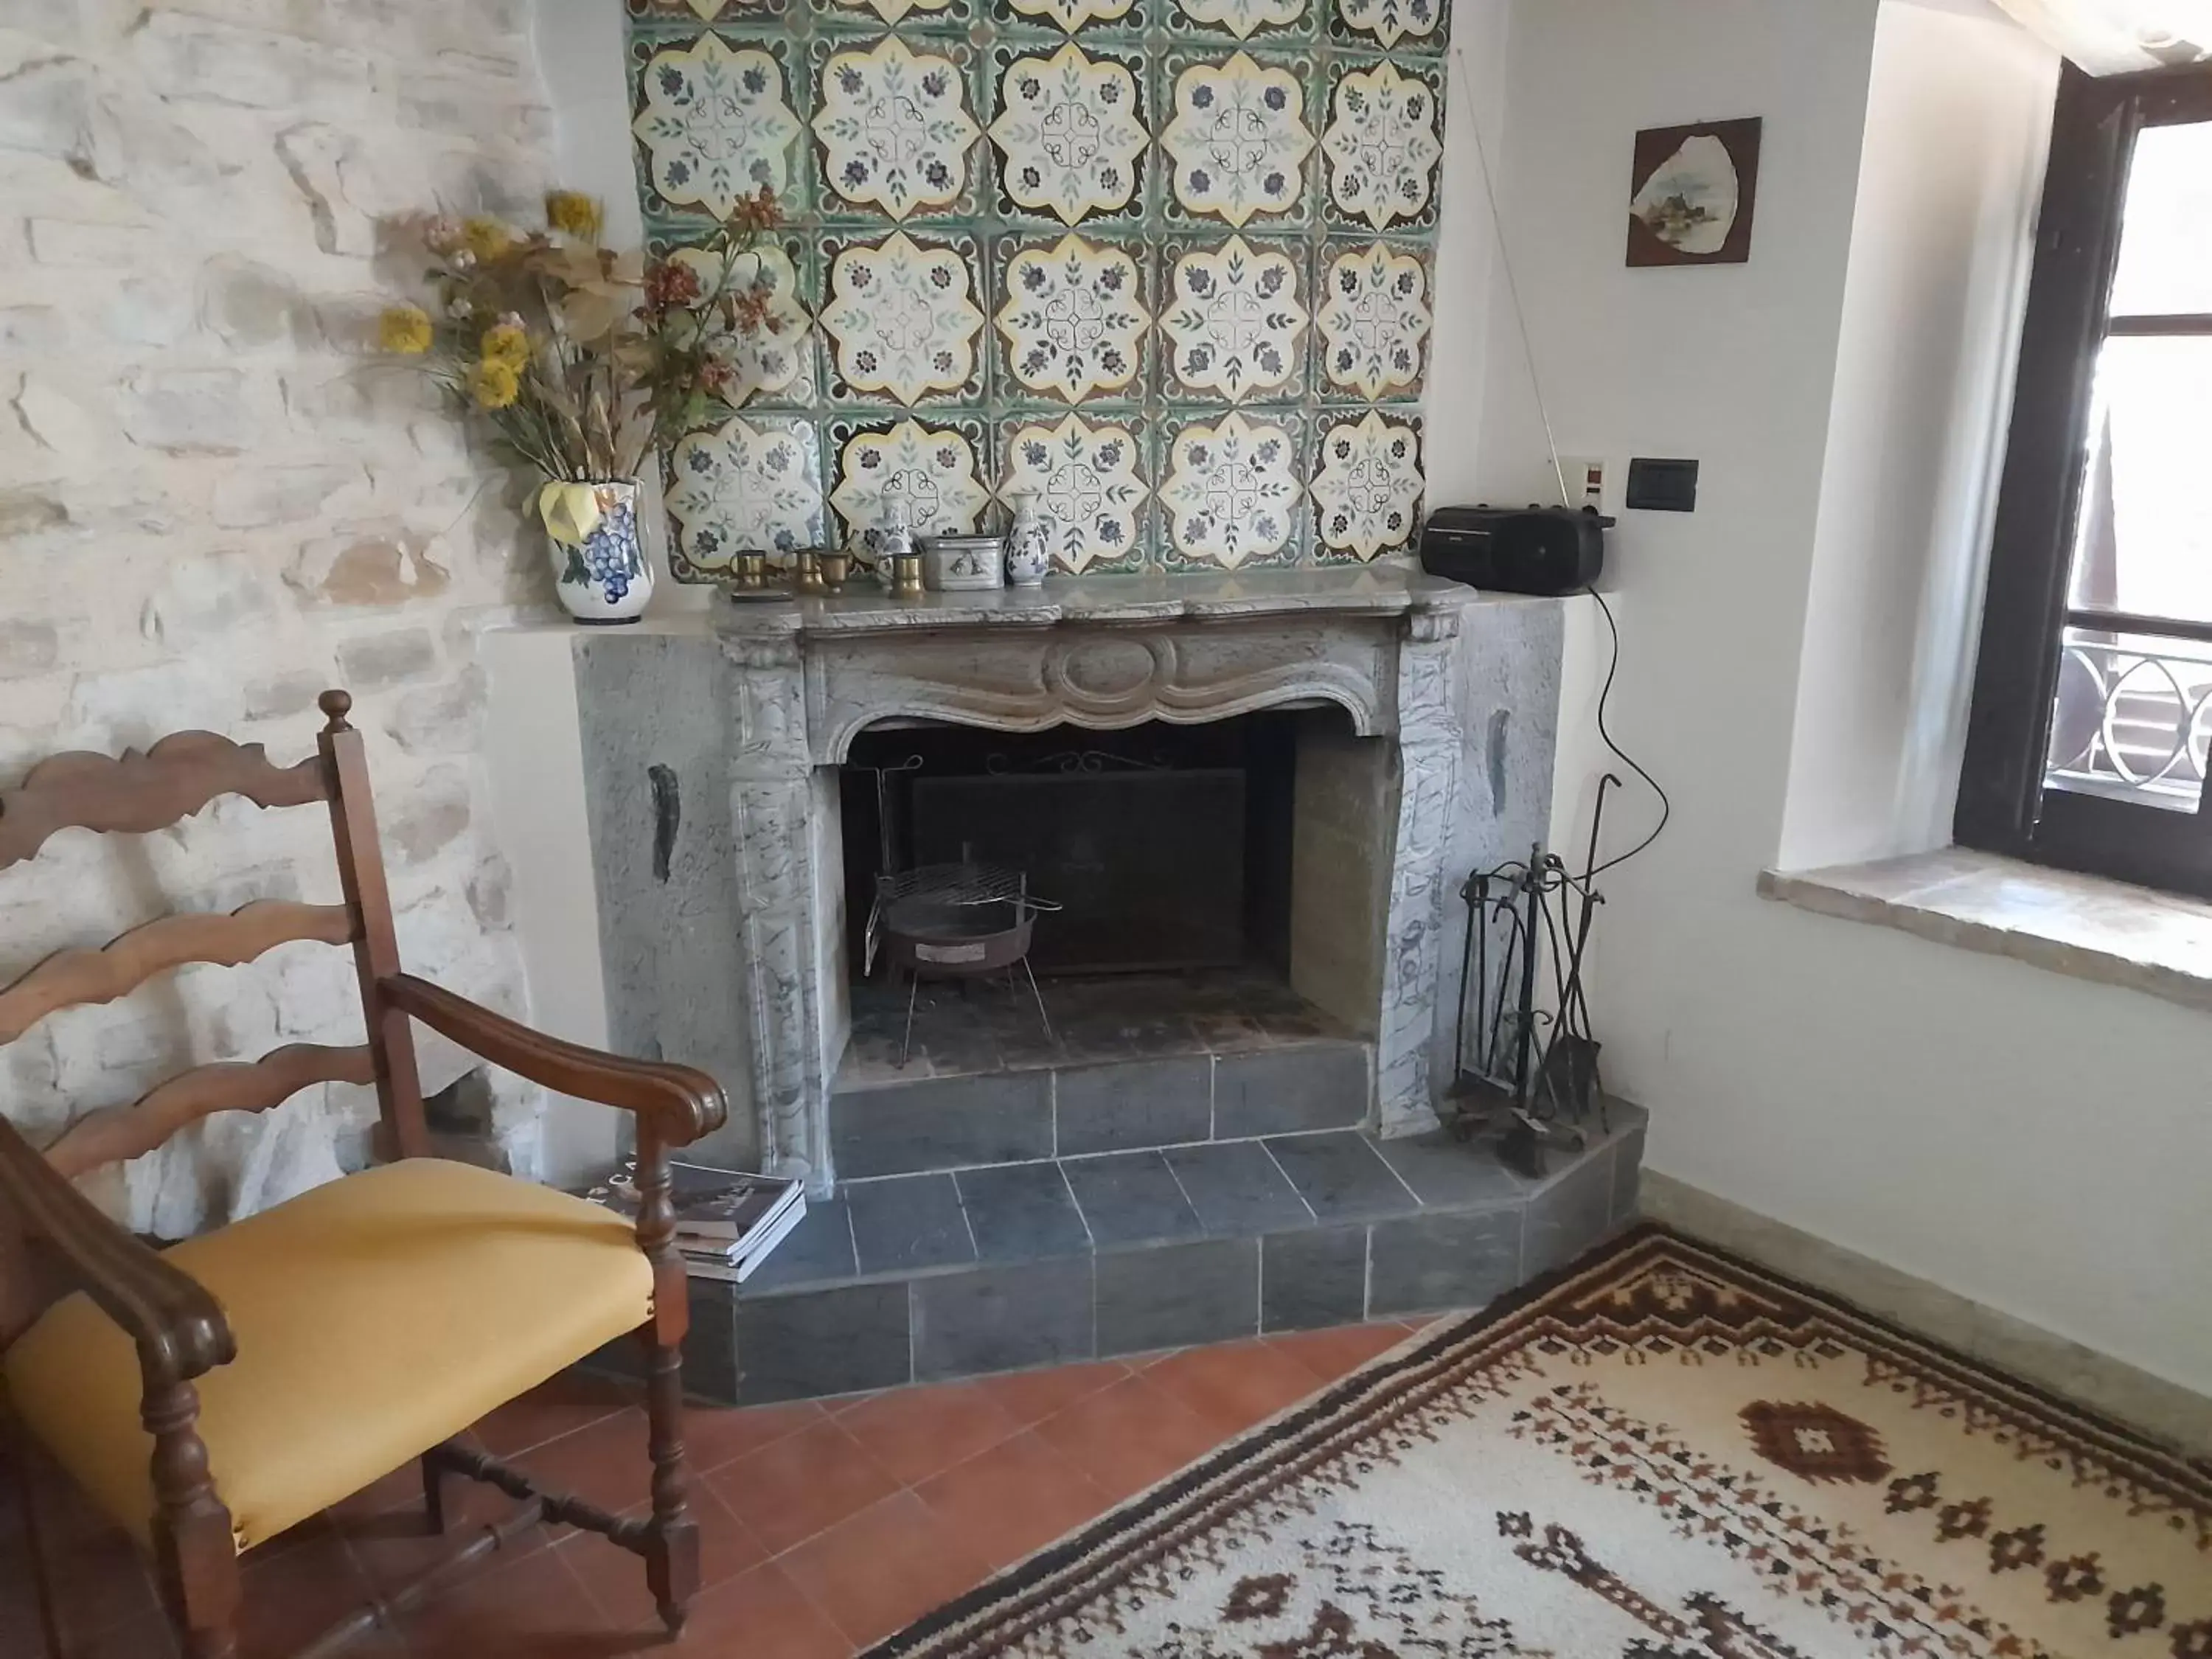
[1627,116,1763,267]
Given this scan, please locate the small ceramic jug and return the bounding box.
[1004,493,1050,587]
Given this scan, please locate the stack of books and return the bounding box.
[585,1157,807,1282]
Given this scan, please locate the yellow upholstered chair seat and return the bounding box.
[1,1158,653,1552]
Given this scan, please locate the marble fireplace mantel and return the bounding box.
[569,568,1566,1198]
[715,567,1477,768]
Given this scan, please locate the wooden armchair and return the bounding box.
[0,692,729,1658]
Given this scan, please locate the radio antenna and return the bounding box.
[1450,44,1571,509]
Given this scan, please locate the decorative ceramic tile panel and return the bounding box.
[625,0,1449,578]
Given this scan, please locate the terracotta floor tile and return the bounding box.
[33,1515,163,1641]
[236,1522,378,1659]
[558,1482,765,1630]
[681,1397,828,1477]
[1030,1374,1229,1503]
[1141,1338,1330,1437]
[914,1430,1115,1571]
[399,1546,616,1659]
[473,1371,640,1458]
[335,1470,550,1598]
[35,1611,182,1659]
[708,1417,900,1557]
[835,1380,1025,1487]
[1265,1321,1416,1384]
[779,1490,994,1648]
[972,1360,1130,1427]
[675,1561,850,1659]
[514,1407,657,1521]
[324,1461,426,1522]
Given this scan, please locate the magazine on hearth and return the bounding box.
[583,1156,805,1280]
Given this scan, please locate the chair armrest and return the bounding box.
[378,973,728,1149]
[0,1118,234,1388]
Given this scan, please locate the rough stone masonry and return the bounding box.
[0,0,563,1234]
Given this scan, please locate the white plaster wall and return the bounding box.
[1425,0,1514,504]
[529,0,709,618]
[479,627,620,1185]
[1781,4,2060,869]
[1489,0,2212,1395]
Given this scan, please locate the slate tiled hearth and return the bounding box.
[625,975,1646,1405]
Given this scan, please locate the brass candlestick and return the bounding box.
[819,551,852,593]
[732,551,768,590]
[794,550,827,595]
[890,552,925,599]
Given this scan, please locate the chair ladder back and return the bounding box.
[315,692,430,1161]
[0,732,327,873]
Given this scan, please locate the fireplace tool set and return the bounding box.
[1447,773,1621,1178]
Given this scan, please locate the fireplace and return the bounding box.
[573,569,1568,1195]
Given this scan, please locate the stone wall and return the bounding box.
[0,0,560,1234]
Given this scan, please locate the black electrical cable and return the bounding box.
[1582,584,1670,878]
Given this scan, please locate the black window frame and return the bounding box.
[1956,61,2212,898]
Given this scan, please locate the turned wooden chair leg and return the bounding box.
[421,1450,449,1534]
[145,1382,243,1659]
[6,1412,66,1659]
[639,1323,700,1635]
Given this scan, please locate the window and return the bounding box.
[1958,63,2212,897]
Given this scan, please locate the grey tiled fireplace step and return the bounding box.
[669,1106,1647,1405]
[832,973,1374,1179]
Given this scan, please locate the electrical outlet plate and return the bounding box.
[1557,456,1607,511]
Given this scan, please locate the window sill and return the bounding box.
[1757,848,2212,1015]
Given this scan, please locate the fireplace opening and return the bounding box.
[840,712,1304,981]
[834,703,1394,1083]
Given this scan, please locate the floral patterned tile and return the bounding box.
[1310,406,1423,564]
[1154,405,1310,572]
[819,228,987,406]
[811,0,979,33]
[1325,0,1450,52]
[1158,232,1307,406]
[630,32,813,223]
[987,40,1151,229]
[985,0,1153,35]
[989,231,1152,410]
[809,33,984,224]
[1318,55,1444,234]
[1161,0,1319,46]
[664,414,829,577]
[1157,48,1319,233]
[998,411,1150,574]
[1312,236,1430,403]
[644,226,825,412]
[827,412,994,546]
[627,0,802,30]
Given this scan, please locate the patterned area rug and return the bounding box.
[872,1225,2212,1659]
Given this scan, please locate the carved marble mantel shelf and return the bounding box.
[714,567,1479,771]
[692,566,1559,1196]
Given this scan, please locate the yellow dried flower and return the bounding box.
[462,215,514,261]
[378,304,433,355]
[467,358,521,410]
[546,189,603,240]
[480,322,530,372]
